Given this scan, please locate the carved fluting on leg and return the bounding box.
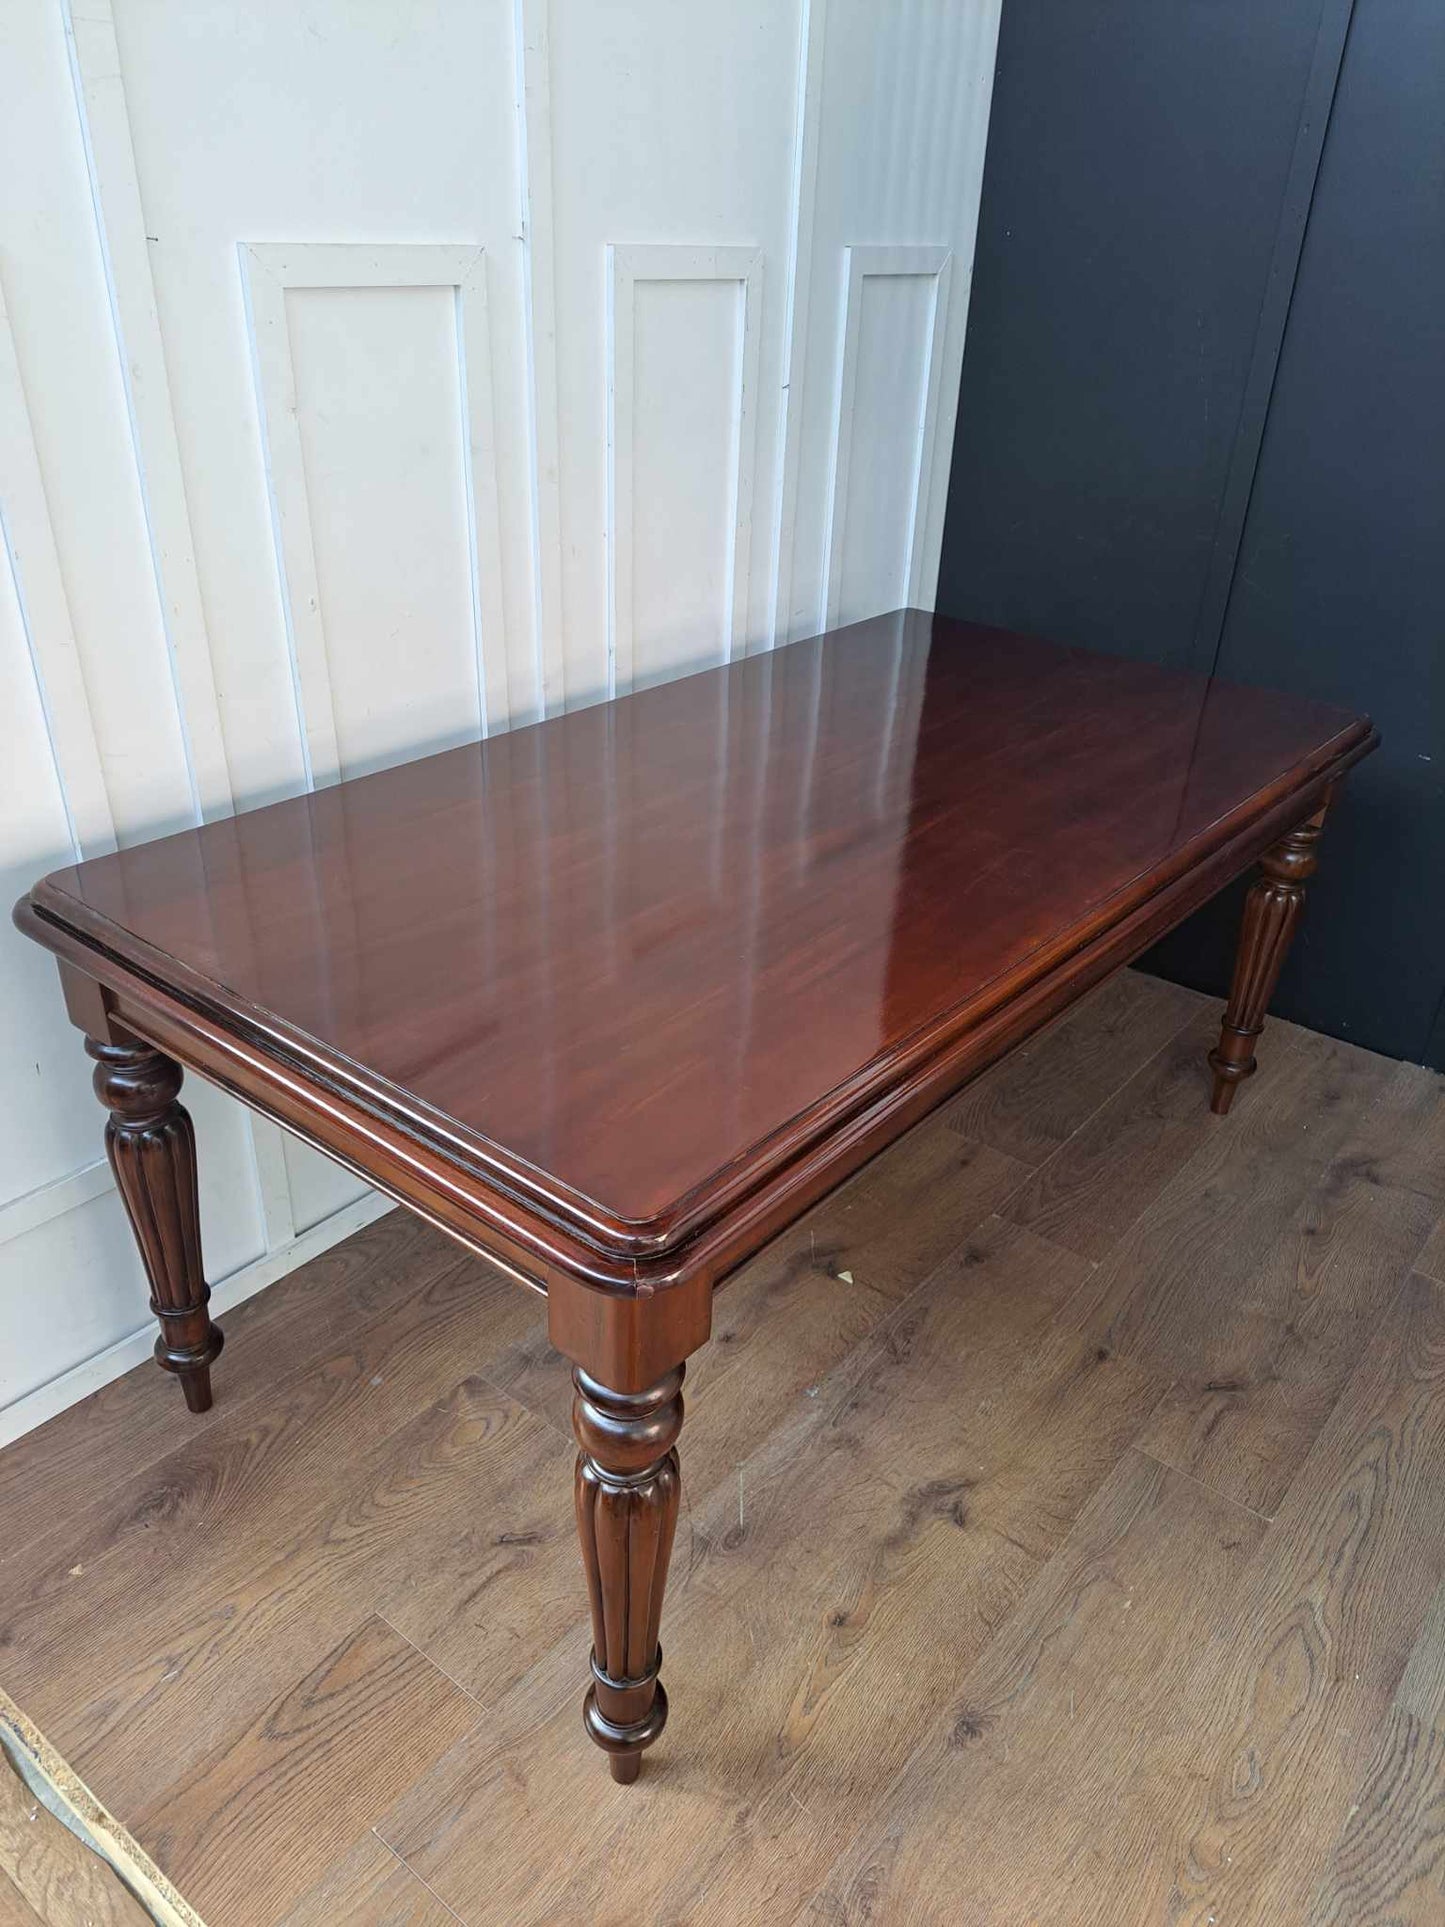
[87,1038,223,1412]
[572,1364,683,1784]
[1209,804,1328,1115]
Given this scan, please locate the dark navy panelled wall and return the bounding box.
[936,0,1445,1065]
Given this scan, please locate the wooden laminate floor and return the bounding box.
[3,969,1445,1926]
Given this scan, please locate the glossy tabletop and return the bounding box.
[26,610,1371,1274]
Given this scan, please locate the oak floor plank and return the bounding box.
[1058,1029,1400,1513]
[0,1875,45,1927]
[1137,1055,1445,1515]
[0,1206,454,1565]
[67,1379,565,1817]
[1144,1273,1445,1923]
[1396,1571,1445,1729]
[943,969,1210,1165]
[1063,1027,1393,1362]
[365,1401,578,1708]
[0,1748,150,1927]
[756,1119,1034,1308]
[1417,1212,1445,1286]
[277,1832,461,1926]
[1310,1706,1445,1925]
[0,1243,495,1616]
[379,1218,1169,1926]
[1307,1575,1445,1924]
[811,1449,1266,1926]
[1002,1005,1244,1259]
[0,1254,540,1734]
[133,1616,478,1927]
[677,1118,1032,1475]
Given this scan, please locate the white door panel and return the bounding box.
[609,246,764,694]
[241,244,508,783]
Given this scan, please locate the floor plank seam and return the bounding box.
[373,1613,494,1717]
[1133,1444,1276,1525]
[995,985,1223,1185]
[369,1830,471,1926]
[471,1365,572,1450]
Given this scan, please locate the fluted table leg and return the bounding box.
[87,1036,224,1412]
[1209,800,1329,1115]
[571,1363,683,1783]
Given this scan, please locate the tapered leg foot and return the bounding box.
[87,1037,223,1413]
[572,1365,683,1783]
[1208,801,1328,1115]
[178,1362,217,1414]
[1209,1073,1239,1117]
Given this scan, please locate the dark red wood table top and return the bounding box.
[22,609,1373,1293]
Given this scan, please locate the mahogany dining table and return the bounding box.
[14,608,1376,1784]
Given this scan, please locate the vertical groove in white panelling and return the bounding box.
[238,245,342,786]
[236,245,316,794]
[455,282,489,737]
[0,280,115,859]
[0,524,95,1216]
[543,3,800,700]
[457,254,510,734]
[768,0,828,651]
[245,1115,298,1253]
[513,0,566,717]
[911,0,1003,605]
[905,257,957,607]
[878,1,914,230]
[910,3,948,223]
[61,0,234,822]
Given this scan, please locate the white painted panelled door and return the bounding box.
[0,0,1001,1439]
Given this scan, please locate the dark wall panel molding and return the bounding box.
[1185,0,1355,672]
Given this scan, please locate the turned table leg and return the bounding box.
[87,1037,224,1412]
[1209,800,1329,1115]
[572,1364,683,1783]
